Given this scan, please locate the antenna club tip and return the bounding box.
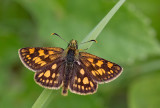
[51,33,58,36]
[50,33,55,36]
[91,40,97,43]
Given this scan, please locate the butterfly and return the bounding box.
[18,33,123,96]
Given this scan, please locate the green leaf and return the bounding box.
[79,0,126,49]
[128,72,160,108]
[88,4,160,64]
[129,0,160,40]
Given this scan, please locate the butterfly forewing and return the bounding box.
[19,47,64,71]
[69,63,98,95]
[80,52,122,83]
[34,59,65,89]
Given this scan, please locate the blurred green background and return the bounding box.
[0,0,160,108]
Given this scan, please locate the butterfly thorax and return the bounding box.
[64,39,79,62]
[62,40,79,95]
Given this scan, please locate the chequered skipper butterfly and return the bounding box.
[18,33,123,96]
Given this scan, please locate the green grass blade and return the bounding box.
[32,0,125,107]
[79,0,126,49]
[32,89,52,108]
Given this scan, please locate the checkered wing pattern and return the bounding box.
[19,47,64,71]
[69,62,97,95]
[79,52,123,83]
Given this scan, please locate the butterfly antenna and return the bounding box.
[51,33,69,43]
[80,39,97,44]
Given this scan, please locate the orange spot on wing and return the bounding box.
[54,80,58,84]
[52,64,57,69]
[39,49,45,56]
[48,51,54,55]
[75,76,77,80]
[110,70,113,73]
[87,58,93,62]
[52,73,55,78]
[115,66,121,70]
[50,80,53,83]
[80,69,85,75]
[35,57,41,63]
[81,59,90,67]
[101,69,105,74]
[97,69,103,75]
[88,87,91,90]
[91,70,96,76]
[44,70,50,78]
[78,78,81,83]
[46,79,49,83]
[78,85,80,89]
[37,60,44,64]
[57,73,60,77]
[90,62,96,67]
[40,61,46,66]
[44,55,49,58]
[33,57,38,61]
[82,86,84,90]
[26,55,30,58]
[96,60,103,67]
[29,48,35,54]
[49,55,58,60]
[83,77,89,84]
[21,49,27,52]
[38,73,44,78]
[90,81,94,87]
[107,62,113,68]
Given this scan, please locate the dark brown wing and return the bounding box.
[79,52,123,83]
[34,59,65,89]
[69,62,98,95]
[18,47,64,72]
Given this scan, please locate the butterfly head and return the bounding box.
[68,40,78,50]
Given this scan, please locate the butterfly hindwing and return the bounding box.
[34,59,65,89]
[79,52,122,83]
[19,47,64,71]
[69,63,98,95]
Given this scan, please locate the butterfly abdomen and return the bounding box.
[62,49,76,95]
